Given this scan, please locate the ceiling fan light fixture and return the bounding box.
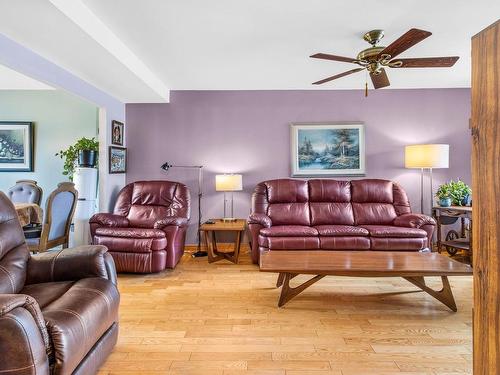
[363,29,385,46]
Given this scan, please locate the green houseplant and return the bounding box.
[56,137,99,179]
[435,179,472,207]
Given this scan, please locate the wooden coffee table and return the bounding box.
[260,250,473,311]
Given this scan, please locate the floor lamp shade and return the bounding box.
[215,174,243,221]
[405,144,450,169]
[404,144,450,215]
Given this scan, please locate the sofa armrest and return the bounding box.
[393,213,436,228]
[0,295,50,375]
[247,213,272,228]
[89,213,129,227]
[26,245,117,285]
[154,217,189,229]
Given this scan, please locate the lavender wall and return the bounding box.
[126,89,471,244]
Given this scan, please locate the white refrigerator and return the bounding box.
[71,167,98,247]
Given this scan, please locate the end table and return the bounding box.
[200,219,246,264]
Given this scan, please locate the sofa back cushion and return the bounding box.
[264,179,310,226]
[351,179,398,225]
[309,179,354,225]
[115,181,190,228]
[0,192,29,293]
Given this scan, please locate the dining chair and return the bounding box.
[7,179,43,205]
[26,182,78,253]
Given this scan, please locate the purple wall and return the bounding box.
[126,89,471,244]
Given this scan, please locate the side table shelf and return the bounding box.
[432,206,472,264]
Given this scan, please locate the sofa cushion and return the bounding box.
[351,179,394,203]
[370,237,427,250]
[21,281,75,309]
[309,180,351,202]
[93,235,167,252]
[41,277,119,375]
[352,203,398,225]
[267,203,310,226]
[361,225,427,238]
[265,179,309,203]
[94,227,165,239]
[260,225,318,237]
[259,236,320,250]
[320,236,371,250]
[315,225,369,237]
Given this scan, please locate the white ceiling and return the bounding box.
[0,64,54,90]
[1,0,498,102]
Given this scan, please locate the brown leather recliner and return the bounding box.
[90,180,190,273]
[248,178,436,264]
[0,191,119,375]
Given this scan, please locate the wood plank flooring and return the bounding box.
[98,248,473,375]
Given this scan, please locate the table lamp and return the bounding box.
[215,174,243,222]
[405,144,449,213]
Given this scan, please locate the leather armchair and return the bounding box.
[0,191,119,375]
[90,180,190,273]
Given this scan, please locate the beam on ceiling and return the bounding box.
[49,0,169,102]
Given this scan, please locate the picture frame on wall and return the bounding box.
[109,146,127,174]
[111,120,124,146]
[0,121,34,172]
[291,122,365,177]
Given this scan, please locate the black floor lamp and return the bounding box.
[160,162,207,257]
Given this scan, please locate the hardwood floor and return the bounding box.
[98,247,473,375]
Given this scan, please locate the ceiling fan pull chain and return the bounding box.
[365,70,368,97]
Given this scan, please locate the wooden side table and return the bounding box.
[200,219,246,264]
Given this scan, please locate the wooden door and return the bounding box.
[471,19,500,375]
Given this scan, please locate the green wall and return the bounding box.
[0,90,98,204]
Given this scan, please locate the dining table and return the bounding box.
[14,203,43,227]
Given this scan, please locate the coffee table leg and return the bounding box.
[278,273,326,307]
[404,276,458,312]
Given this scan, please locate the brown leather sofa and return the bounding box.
[90,180,190,273]
[248,178,436,264]
[0,191,119,375]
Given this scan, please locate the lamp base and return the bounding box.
[222,217,237,222]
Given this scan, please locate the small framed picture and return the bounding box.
[109,146,127,174]
[111,120,124,146]
[0,121,34,172]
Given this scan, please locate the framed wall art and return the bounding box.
[111,120,124,146]
[109,146,127,174]
[0,121,34,172]
[291,122,365,177]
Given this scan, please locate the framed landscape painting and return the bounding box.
[0,121,34,172]
[109,146,127,174]
[291,123,365,176]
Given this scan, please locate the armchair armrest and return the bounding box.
[154,217,189,229]
[0,294,50,374]
[394,213,436,228]
[247,213,272,228]
[89,213,129,227]
[26,245,117,285]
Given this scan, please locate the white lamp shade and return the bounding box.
[215,174,243,191]
[405,144,449,169]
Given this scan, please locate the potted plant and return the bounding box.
[436,179,472,207]
[56,137,99,179]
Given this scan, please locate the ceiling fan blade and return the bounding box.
[312,68,364,85]
[391,56,459,68]
[310,53,359,63]
[370,68,390,89]
[378,28,432,60]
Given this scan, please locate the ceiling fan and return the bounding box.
[310,29,459,91]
